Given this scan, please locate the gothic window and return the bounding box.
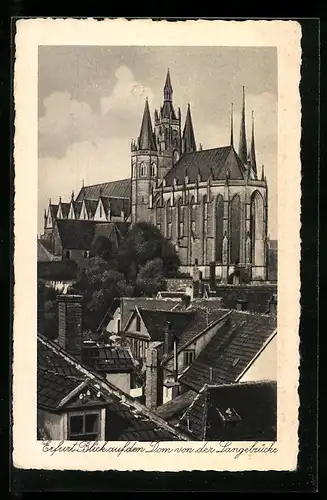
[250,191,265,266]
[190,196,197,238]
[229,194,241,265]
[136,315,141,332]
[132,163,136,178]
[139,162,146,178]
[166,200,172,239]
[99,203,103,218]
[177,198,184,238]
[203,195,208,235]
[150,162,157,177]
[215,195,224,262]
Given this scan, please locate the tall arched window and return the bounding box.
[215,195,224,262]
[166,200,172,239]
[229,194,241,265]
[139,162,146,178]
[132,163,136,178]
[150,162,157,177]
[250,191,265,266]
[190,196,197,238]
[203,195,208,235]
[177,198,184,238]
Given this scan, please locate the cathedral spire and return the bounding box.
[238,86,247,165]
[164,68,173,101]
[183,103,197,153]
[250,110,257,177]
[138,98,157,151]
[230,102,234,147]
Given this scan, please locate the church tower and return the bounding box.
[131,98,158,224]
[154,70,182,179]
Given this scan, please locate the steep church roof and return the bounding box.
[182,104,196,153]
[164,146,246,186]
[138,99,157,151]
[76,178,131,201]
[161,69,177,120]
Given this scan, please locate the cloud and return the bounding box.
[38,137,131,235]
[101,65,154,116]
[38,66,154,158]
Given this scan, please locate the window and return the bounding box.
[132,163,136,178]
[99,203,103,218]
[68,412,100,441]
[65,250,70,259]
[166,201,172,239]
[203,195,208,234]
[136,315,141,332]
[190,198,197,238]
[140,162,146,177]
[117,319,121,333]
[178,199,184,238]
[229,194,241,265]
[215,195,224,262]
[184,349,195,367]
[151,162,157,177]
[83,251,89,259]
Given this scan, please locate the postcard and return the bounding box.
[13,18,301,472]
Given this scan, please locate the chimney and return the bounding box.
[57,294,83,360]
[209,261,216,291]
[145,345,160,410]
[164,321,172,355]
[193,259,200,298]
[173,335,178,382]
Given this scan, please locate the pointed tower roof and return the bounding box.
[238,86,247,165]
[250,110,257,177]
[138,98,157,151]
[230,102,234,147]
[164,69,173,101]
[183,104,197,153]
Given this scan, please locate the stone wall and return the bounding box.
[215,284,277,313]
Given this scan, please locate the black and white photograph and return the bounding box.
[36,45,278,443]
[13,19,301,472]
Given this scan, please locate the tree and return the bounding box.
[114,221,180,280]
[136,258,166,296]
[90,235,113,261]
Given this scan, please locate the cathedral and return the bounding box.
[41,70,269,282]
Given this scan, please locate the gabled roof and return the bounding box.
[84,199,98,218]
[179,310,277,392]
[56,220,124,251]
[155,389,197,423]
[135,308,196,342]
[120,297,181,330]
[162,307,232,364]
[49,204,58,219]
[37,239,55,262]
[164,146,246,186]
[82,344,135,373]
[72,200,82,219]
[60,202,70,218]
[37,334,190,441]
[180,381,277,441]
[56,219,96,250]
[76,179,131,202]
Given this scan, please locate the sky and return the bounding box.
[38,46,278,238]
